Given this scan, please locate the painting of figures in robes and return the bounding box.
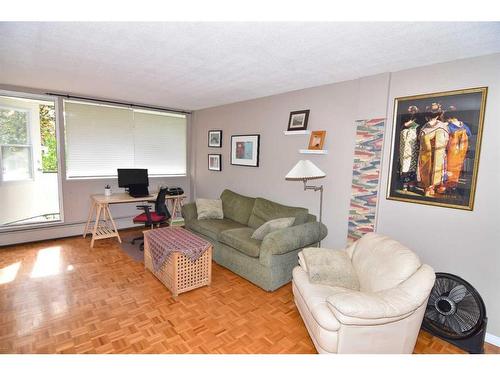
[387,87,487,210]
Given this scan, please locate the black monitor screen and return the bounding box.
[117,169,149,188]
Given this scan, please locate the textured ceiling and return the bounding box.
[1,22,500,110]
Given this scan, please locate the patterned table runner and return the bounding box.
[144,227,211,272]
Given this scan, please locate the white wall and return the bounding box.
[0,84,192,246]
[191,54,500,337]
[192,77,363,249]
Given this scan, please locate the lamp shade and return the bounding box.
[285,160,326,180]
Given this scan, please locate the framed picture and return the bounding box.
[208,130,222,147]
[208,154,222,171]
[287,110,310,131]
[230,134,260,167]
[387,87,487,211]
[308,130,326,150]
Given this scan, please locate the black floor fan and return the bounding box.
[422,272,487,354]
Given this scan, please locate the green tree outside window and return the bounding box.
[39,104,58,172]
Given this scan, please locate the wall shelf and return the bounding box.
[299,149,328,155]
[283,130,310,135]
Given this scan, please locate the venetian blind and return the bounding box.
[64,100,187,178]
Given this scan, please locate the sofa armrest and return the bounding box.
[259,221,327,266]
[181,202,198,222]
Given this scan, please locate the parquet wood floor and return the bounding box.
[0,229,498,354]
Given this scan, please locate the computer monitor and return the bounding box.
[117,169,149,188]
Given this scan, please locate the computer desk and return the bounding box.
[83,192,186,248]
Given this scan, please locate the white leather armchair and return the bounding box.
[292,233,435,354]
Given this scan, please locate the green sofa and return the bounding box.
[181,189,328,291]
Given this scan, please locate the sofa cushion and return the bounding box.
[187,218,246,241]
[220,189,256,225]
[247,197,309,229]
[251,217,295,240]
[219,227,262,258]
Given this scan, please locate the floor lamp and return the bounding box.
[285,160,326,247]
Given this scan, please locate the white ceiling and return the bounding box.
[1,22,500,110]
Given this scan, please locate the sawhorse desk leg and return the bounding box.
[83,201,122,248]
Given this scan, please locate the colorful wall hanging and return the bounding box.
[348,118,385,244]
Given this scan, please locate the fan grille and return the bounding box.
[424,273,485,340]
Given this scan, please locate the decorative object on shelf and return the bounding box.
[208,130,222,147]
[348,119,385,244]
[387,87,487,211]
[308,130,326,150]
[285,160,326,246]
[422,272,487,354]
[104,184,111,196]
[287,109,310,131]
[231,134,260,167]
[208,154,222,171]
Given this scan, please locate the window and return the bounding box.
[0,93,62,228]
[63,100,187,179]
[0,106,33,181]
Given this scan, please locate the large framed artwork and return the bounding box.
[387,87,487,210]
[230,134,260,167]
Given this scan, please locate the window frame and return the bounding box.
[0,105,34,183]
[0,89,64,232]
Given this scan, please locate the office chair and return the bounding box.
[131,187,171,250]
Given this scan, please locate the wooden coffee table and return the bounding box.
[143,228,212,297]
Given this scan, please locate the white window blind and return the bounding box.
[64,100,187,178]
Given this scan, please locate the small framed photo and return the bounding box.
[208,154,222,171]
[287,110,310,131]
[231,135,260,167]
[308,130,326,150]
[208,130,222,147]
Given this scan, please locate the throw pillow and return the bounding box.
[251,217,295,240]
[302,248,360,290]
[196,198,224,220]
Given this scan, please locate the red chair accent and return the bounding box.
[133,212,166,223]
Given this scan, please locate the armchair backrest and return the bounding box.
[348,233,422,293]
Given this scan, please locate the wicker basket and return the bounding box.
[144,234,212,297]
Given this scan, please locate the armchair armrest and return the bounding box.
[181,202,198,222]
[260,221,327,266]
[326,288,420,326]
